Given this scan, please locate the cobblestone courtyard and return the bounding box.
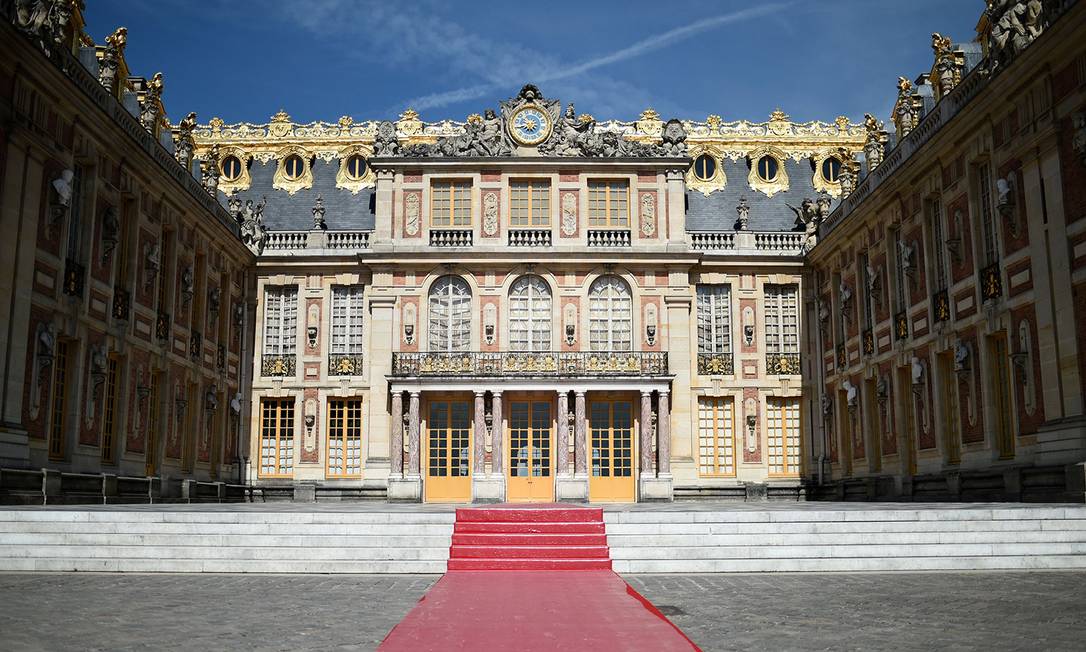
[1,571,1084,651]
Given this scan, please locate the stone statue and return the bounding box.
[996,177,1013,209]
[540,103,592,157]
[839,281,853,320]
[931,33,959,97]
[100,206,119,260]
[898,239,915,274]
[657,119,688,157]
[788,196,826,253]
[987,0,1047,72]
[180,266,194,302]
[373,120,400,156]
[202,144,220,196]
[735,197,750,231]
[815,194,833,222]
[893,77,918,138]
[482,192,499,236]
[954,340,970,371]
[837,148,858,197]
[821,392,833,419]
[240,196,268,255]
[174,112,197,171]
[1074,112,1086,166]
[14,0,76,57]
[52,169,74,206]
[97,27,127,94]
[140,72,164,133]
[841,380,858,410]
[477,109,510,156]
[226,190,242,223]
[910,356,925,385]
[787,198,816,231]
[312,194,326,229]
[862,113,887,172]
[208,286,221,316]
[817,300,830,327]
[866,262,880,297]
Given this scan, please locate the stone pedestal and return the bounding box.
[293,482,316,503]
[555,474,589,502]
[472,474,505,503]
[639,474,673,502]
[388,476,422,502]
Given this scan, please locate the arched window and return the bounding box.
[509,275,552,352]
[428,276,471,352]
[588,275,632,351]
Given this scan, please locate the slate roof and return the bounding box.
[218,157,376,231]
[685,158,837,233]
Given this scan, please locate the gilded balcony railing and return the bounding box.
[391,351,668,377]
[328,353,365,376]
[696,352,734,375]
[932,288,951,322]
[261,354,296,377]
[766,352,801,376]
[980,263,1002,301]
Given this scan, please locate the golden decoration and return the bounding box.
[747,145,790,198]
[397,108,423,136]
[637,108,663,136]
[338,115,353,128]
[686,145,727,197]
[209,116,224,133]
[812,149,843,198]
[272,146,313,195]
[335,144,376,194]
[466,113,483,125]
[706,114,722,133]
[217,146,252,194]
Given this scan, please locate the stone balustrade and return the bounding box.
[586,229,632,247]
[508,229,552,247]
[391,350,668,377]
[429,229,473,248]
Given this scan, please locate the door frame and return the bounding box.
[505,393,556,503]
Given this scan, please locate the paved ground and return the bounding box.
[1,571,1084,651]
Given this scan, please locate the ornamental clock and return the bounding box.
[508,105,552,146]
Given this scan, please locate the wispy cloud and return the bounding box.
[399,3,793,113]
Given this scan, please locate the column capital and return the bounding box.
[491,389,503,397]
[640,390,653,398]
[574,390,587,397]
[409,390,421,398]
[474,390,485,398]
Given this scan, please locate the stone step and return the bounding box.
[446,558,612,571]
[611,555,1086,573]
[602,519,1086,535]
[0,544,450,561]
[0,532,453,547]
[602,507,1086,524]
[609,542,1086,559]
[456,507,604,523]
[606,530,1086,546]
[0,521,456,535]
[452,533,608,546]
[0,558,448,573]
[0,510,456,524]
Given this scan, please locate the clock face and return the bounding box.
[509,105,551,146]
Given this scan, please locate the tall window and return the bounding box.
[860,253,874,331]
[330,285,365,354]
[263,286,298,355]
[48,340,70,460]
[431,180,472,227]
[428,276,471,352]
[65,166,84,262]
[327,398,363,477]
[259,398,295,477]
[696,285,732,353]
[587,181,629,228]
[767,397,801,475]
[927,198,948,290]
[509,275,551,351]
[156,230,172,314]
[891,229,907,311]
[698,397,735,477]
[100,356,120,463]
[764,285,799,354]
[977,163,999,266]
[588,275,632,351]
[510,180,550,227]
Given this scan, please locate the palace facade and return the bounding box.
[1,0,1084,504]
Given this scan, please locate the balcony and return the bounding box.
[508,229,552,247]
[261,354,296,377]
[327,231,371,249]
[155,311,171,341]
[690,232,735,251]
[263,230,373,253]
[688,231,803,255]
[265,231,308,251]
[111,287,131,321]
[766,352,801,376]
[981,263,1002,301]
[754,232,804,253]
[391,351,668,378]
[328,353,365,376]
[62,258,85,297]
[586,229,631,247]
[430,229,473,248]
[894,311,909,341]
[932,289,950,322]
[697,352,734,376]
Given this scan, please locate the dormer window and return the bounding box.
[221,155,243,182]
[821,157,841,183]
[755,155,779,183]
[344,154,367,181]
[692,154,717,182]
[282,154,305,181]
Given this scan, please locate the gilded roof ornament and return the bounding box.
[706,114,722,133]
[338,116,353,128]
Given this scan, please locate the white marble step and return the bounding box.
[0,521,455,535]
[609,542,1086,559]
[607,529,1086,546]
[0,510,456,524]
[0,558,449,573]
[611,555,1086,573]
[602,507,1086,524]
[0,544,450,560]
[0,532,452,547]
[603,518,1086,535]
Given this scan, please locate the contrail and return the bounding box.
[399,2,793,113]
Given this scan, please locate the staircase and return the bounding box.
[605,505,1086,573]
[0,508,454,573]
[448,506,612,570]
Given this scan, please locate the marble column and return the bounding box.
[658,390,671,476]
[556,390,569,476]
[574,391,587,475]
[390,391,403,478]
[473,391,486,475]
[640,391,653,474]
[491,391,503,476]
[407,392,420,476]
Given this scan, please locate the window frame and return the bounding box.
[47,340,70,461]
[100,354,121,464]
[330,285,365,355]
[755,155,780,183]
[587,180,630,228]
[326,397,364,478]
[428,276,472,352]
[282,154,306,181]
[692,154,718,182]
[259,397,295,478]
[767,397,802,476]
[696,284,732,354]
[220,155,243,182]
[509,178,551,227]
[344,154,367,181]
[976,162,1000,266]
[263,285,299,356]
[764,284,799,355]
[926,196,949,291]
[821,156,841,184]
[698,396,736,477]
[588,275,633,352]
[508,275,553,352]
[430,179,473,228]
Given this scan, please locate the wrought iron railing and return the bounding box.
[766,352,801,376]
[189,331,202,361]
[836,344,847,370]
[155,311,171,341]
[430,229,473,247]
[862,329,875,356]
[62,258,85,297]
[391,351,668,377]
[328,353,365,376]
[980,263,1002,301]
[697,352,734,376]
[586,229,631,247]
[261,354,296,377]
[508,229,552,247]
[932,288,951,322]
[894,311,909,341]
[111,287,131,321]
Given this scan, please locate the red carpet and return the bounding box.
[379,506,700,651]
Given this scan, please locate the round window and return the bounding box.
[345,154,367,180]
[821,157,842,183]
[221,155,242,181]
[756,156,779,182]
[692,154,717,181]
[283,154,305,180]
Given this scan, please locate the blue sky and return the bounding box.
[86,0,983,125]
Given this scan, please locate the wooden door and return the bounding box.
[588,397,636,502]
[424,397,473,502]
[506,397,554,502]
